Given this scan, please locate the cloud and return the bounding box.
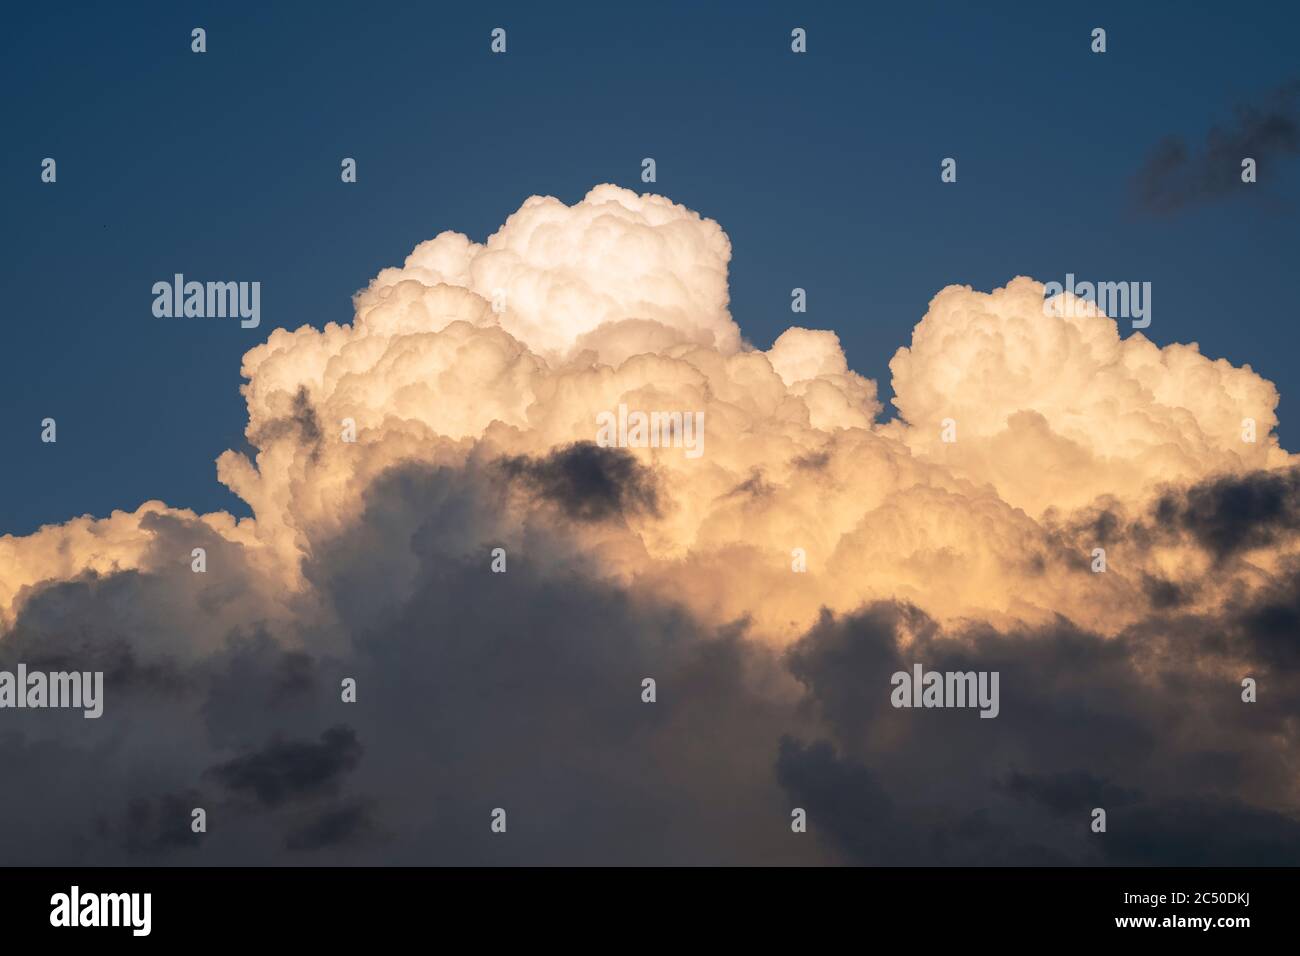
[497,443,660,522]
[777,597,1300,864]
[1,185,1299,863]
[112,791,206,856]
[356,184,742,362]
[886,278,1288,518]
[206,725,363,808]
[1134,81,1300,214]
[1154,466,1300,560]
[284,799,375,851]
[997,769,1142,816]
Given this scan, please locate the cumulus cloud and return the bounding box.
[357,184,742,361]
[887,278,1287,517]
[1,184,1298,864]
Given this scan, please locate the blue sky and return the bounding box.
[2,0,1296,534]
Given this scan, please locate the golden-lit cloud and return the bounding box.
[5,185,1300,866]
[3,185,1297,647]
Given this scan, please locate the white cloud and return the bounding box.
[3,187,1296,646]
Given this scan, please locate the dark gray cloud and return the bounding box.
[284,799,375,851]
[1134,81,1300,214]
[108,790,206,856]
[776,589,1300,865]
[1,458,1298,865]
[1058,466,1300,591]
[997,769,1141,816]
[1155,466,1300,560]
[497,442,660,521]
[206,725,362,808]
[1140,573,1189,610]
[1100,797,1300,865]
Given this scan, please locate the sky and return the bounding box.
[2,0,1298,534]
[1,2,1299,867]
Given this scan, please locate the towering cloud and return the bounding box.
[1,185,1297,864]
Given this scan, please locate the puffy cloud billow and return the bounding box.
[1,185,1298,864]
